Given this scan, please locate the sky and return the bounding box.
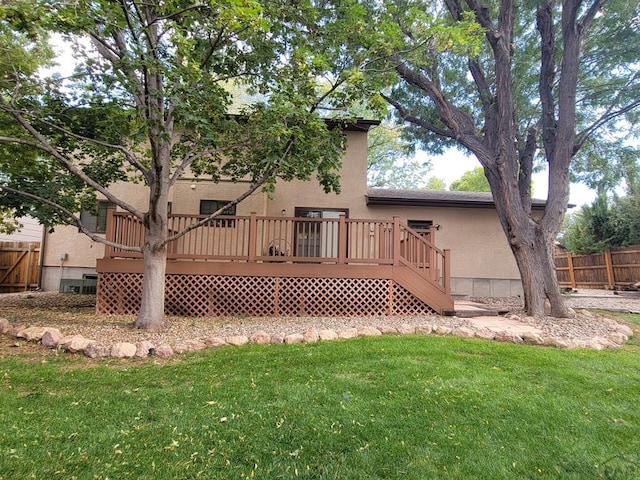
[417,149,597,210]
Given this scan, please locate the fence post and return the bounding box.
[248,212,257,262]
[393,216,401,266]
[338,214,347,264]
[604,249,615,288]
[565,252,576,288]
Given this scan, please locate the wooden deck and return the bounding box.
[96,211,453,316]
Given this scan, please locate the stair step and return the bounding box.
[443,307,510,318]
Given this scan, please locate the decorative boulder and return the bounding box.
[110,342,137,358]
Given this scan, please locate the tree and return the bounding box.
[449,166,490,192]
[342,0,640,317]
[424,176,447,190]
[0,0,366,329]
[367,121,432,188]
[561,190,640,253]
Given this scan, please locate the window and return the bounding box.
[294,208,348,257]
[80,201,112,233]
[200,200,236,227]
[407,220,433,232]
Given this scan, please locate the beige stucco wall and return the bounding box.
[267,131,370,218]
[171,180,267,216]
[366,204,523,296]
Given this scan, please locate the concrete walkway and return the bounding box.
[452,300,543,336]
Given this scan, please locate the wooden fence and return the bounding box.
[555,245,640,289]
[0,241,40,293]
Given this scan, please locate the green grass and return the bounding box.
[1,324,640,479]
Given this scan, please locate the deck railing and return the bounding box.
[104,209,450,292]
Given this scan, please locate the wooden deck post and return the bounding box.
[444,249,451,294]
[338,214,347,264]
[604,249,615,288]
[248,212,257,262]
[104,206,116,259]
[429,226,437,281]
[393,216,401,266]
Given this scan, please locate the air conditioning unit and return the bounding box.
[59,278,98,294]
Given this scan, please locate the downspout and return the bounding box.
[38,224,47,290]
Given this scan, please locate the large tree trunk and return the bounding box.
[489,173,570,318]
[135,237,168,330]
[508,224,569,318]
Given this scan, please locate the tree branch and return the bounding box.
[537,1,557,162]
[574,100,640,154]
[0,186,141,252]
[382,93,455,139]
[17,109,150,177]
[0,97,144,221]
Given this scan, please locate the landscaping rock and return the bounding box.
[20,326,63,342]
[451,326,475,338]
[226,335,249,346]
[358,326,382,337]
[135,341,155,357]
[376,325,398,334]
[543,336,569,348]
[303,330,320,343]
[42,329,64,348]
[608,332,629,345]
[617,324,634,337]
[173,339,207,353]
[270,333,285,344]
[153,344,174,358]
[521,332,545,345]
[397,324,416,335]
[415,325,433,335]
[318,329,338,341]
[338,328,358,339]
[284,333,304,344]
[64,335,95,353]
[474,328,496,340]
[0,317,9,334]
[7,324,27,337]
[250,331,271,344]
[111,342,137,358]
[433,325,452,335]
[204,336,226,347]
[84,342,110,358]
[494,331,523,344]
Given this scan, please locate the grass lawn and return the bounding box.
[1,315,639,479]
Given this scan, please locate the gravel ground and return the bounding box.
[475,288,640,313]
[0,290,638,352]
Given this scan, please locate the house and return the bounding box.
[39,119,536,315]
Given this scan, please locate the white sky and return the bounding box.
[417,149,597,210]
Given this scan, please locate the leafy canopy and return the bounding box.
[0,0,376,231]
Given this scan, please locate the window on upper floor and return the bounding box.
[80,201,112,233]
[199,200,236,227]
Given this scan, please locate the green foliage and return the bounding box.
[1,334,640,479]
[449,166,490,192]
[0,0,371,232]
[560,192,640,253]
[424,176,447,190]
[367,122,432,188]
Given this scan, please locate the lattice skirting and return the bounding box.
[97,273,436,317]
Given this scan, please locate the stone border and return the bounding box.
[0,315,634,359]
